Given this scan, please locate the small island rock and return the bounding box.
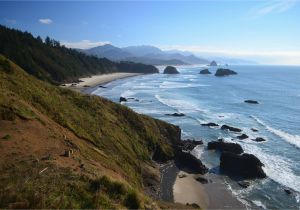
[221,124,242,132]
[220,152,266,179]
[207,140,244,154]
[252,137,266,142]
[201,122,219,127]
[237,134,249,140]
[200,69,211,74]
[119,97,127,102]
[245,100,259,104]
[209,60,217,66]
[163,66,179,74]
[165,113,185,117]
[215,68,237,77]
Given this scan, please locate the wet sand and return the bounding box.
[63,72,142,92]
[160,161,246,209]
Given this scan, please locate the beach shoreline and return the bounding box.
[160,161,247,209]
[67,71,247,209]
[63,72,143,92]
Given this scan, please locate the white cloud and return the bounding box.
[61,40,111,49]
[248,0,297,18]
[39,18,53,24]
[158,45,300,65]
[4,18,16,25]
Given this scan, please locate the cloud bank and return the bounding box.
[61,40,111,49]
[159,45,300,65]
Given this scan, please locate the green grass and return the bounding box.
[0,55,181,208]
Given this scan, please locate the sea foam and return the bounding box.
[251,115,300,149]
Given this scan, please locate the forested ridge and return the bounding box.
[0,25,158,84]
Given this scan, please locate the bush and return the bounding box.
[90,176,126,199]
[0,59,12,73]
[124,191,141,209]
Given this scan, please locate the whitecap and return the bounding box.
[252,200,267,209]
[251,115,300,149]
[242,143,300,193]
[155,94,208,113]
[121,90,136,97]
[159,81,209,89]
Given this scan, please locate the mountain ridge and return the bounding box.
[83,44,210,65]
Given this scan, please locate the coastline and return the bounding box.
[62,72,143,92]
[68,72,247,209]
[160,161,247,209]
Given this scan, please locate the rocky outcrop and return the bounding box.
[119,97,127,102]
[209,60,217,66]
[237,134,249,140]
[179,139,203,151]
[251,128,259,132]
[195,176,209,184]
[215,68,237,77]
[221,125,242,132]
[220,152,266,178]
[244,100,259,104]
[201,122,219,127]
[175,150,208,174]
[238,181,251,188]
[165,113,185,117]
[199,69,211,74]
[163,66,179,74]
[207,140,243,154]
[252,137,266,142]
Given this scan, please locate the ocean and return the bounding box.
[92,65,300,209]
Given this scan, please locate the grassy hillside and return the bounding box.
[0,25,159,84]
[0,55,180,208]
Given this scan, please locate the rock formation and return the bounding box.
[215,68,237,76]
[163,66,179,74]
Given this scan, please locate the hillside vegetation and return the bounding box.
[0,25,158,84]
[0,55,181,208]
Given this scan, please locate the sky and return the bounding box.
[0,0,300,64]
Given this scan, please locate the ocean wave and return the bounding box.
[159,81,209,89]
[155,94,208,113]
[242,143,300,193]
[251,115,300,149]
[252,200,267,209]
[121,90,136,97]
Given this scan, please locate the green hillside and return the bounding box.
[0,55,180,208]
[0,25,159,84]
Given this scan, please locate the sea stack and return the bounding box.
[163,66,179,74]
[199,69,211,74]
[215,68,237,77]
[209,60,217,66]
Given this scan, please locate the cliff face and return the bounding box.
[0,55,180,209]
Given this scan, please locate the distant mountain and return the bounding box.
[82,44,209,65]
[122,45,164,57]
[124,56,187,65]
[85,44,132,60]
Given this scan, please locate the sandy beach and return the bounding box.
[160,161,246,209]
[63,72,142,92]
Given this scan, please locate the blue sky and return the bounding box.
[1,1,300,64]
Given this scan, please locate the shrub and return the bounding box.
[124,191,141,209]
